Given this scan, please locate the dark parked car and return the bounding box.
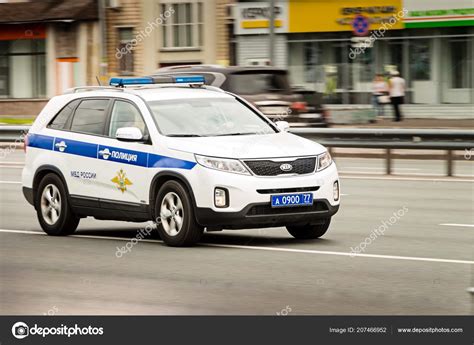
[150,65,329,127]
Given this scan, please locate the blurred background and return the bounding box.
[0,0,472,126]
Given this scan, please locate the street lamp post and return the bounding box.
[269,0,275,66]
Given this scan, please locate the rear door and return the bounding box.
[55,98,111,201]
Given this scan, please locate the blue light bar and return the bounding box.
[173,75,205,84]
[109,77,153,87]
[109,75,205,87]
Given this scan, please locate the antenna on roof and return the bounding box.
[96,76,102,86]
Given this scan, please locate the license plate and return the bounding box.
[271,193,313,208]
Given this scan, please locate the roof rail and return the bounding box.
[64,86,124,94]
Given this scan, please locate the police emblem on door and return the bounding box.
[111,169,133,193]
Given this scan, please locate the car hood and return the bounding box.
[164,133,326,159]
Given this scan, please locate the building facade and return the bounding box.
[0,0,100,115]
[0,0,233,115]
[141,0,232,74]
[234,0,474,105]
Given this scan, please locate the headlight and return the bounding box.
[195,155,250,175]
[317,151,332,171]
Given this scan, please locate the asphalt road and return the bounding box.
[0,151,473,315]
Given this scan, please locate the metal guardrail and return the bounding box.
[0,126,29,142]
[1,126,473,176]
[290,128,474,176]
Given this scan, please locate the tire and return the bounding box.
[35,173,80,236]
[286,218,331,239]
[154,180,203,246]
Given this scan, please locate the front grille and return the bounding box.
[256,186,320,194]
[247,202,328,217]
[244,157,316,176]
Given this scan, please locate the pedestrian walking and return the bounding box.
[389,71,405,122]
[372,73,389,117]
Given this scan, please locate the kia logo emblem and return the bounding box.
[280,163,293,172]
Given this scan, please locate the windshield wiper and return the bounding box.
[166,134,204,137]
[214,132,257,137]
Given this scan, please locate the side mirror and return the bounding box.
[275,121,290,132]
[115,127,144,141]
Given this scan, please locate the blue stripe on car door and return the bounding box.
[28,134,55,150]
[53,137,98,158]
[98,145,148,167]
[28,133,195,169]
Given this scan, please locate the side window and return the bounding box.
[48,99,80,130]
[108,100,147,138]
[70,99,109,136]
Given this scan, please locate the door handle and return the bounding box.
[55,141,67,152]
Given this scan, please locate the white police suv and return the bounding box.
[22,76,340,246]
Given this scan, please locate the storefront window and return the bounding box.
[450,40,469,89]
[410,39,431,81]
[387,40,403,74]
[350,46,374,83]
[303,42,320,83]
[0,39,45,98]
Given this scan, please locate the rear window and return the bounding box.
[226,71,291,95]
[48,99,80,130]
[70,99,109,136]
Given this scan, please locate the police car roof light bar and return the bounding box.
[109,75,205,87]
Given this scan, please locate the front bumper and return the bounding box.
[196,199,339,229]
[187,162,340,228]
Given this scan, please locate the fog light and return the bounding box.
[214,188,229,208]
[333,181,340,201]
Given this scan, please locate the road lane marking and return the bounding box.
[0,228,472,265]
[341,175,474,182]
[439,223,474,228]
[342,172,474,177]
[341,167,420,171]
[0,181,22,184]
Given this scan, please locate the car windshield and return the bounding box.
[227,71,291,95]
[148,97,277,137]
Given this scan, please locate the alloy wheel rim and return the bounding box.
[160,192,184,236]
[40,184,62,225]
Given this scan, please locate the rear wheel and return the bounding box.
[286,218,331,239]
[155,180,203,246]
[35,173,80,235]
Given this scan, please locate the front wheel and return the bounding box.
[35,173,80,236]
[154,180,203,246]
[286,218,331,239]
